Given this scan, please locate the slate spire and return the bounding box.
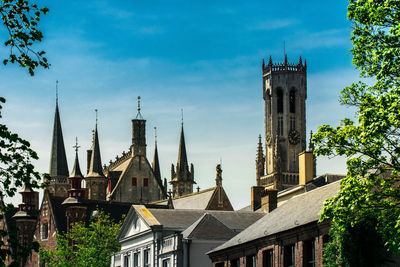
[49,93,69,177]
[177,123,189,179]
[152,127,161,182]
[87,112,104,177]
[70,137,83,178]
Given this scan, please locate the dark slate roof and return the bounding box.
[182,213,236,240]
[49,102,69,177]
[142,208,265,232]
[209,181,340,253]
[49,195,131,233]
[70,150,83,178]
[87,126,104,178]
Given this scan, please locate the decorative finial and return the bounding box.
[268,56,272,66]
[262,59,265,70]
[135,96,143,119]
[55,80,59,104]
[299,56,303,66]
[308,130,314,151]
[181,108,184,126]
[154,126,157,144]
[283,40,286,58]
[73,137,80,153]
[95,109,98,127]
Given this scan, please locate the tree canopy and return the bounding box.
[39,211,123,267]
[314,0,400,265]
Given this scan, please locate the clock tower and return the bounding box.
[258,55,307,189]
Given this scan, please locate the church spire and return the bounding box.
[152,127,161,182]
[177,120,189,179]
[87,110,104,177]
[256,135,265,185]
[49,81,69,178]
[71,137,83,178]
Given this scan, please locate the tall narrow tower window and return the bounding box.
[289,89,296,113]
[278,117,284,136]
[277,89,283,113]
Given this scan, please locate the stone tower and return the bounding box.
[260,55,307,189]
[85,117,107,201]
[170,123,196,197]
[48,97,69,197]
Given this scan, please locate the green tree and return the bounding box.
[0,0,49,265]
[314,0,400,266]
[39,211,123,267]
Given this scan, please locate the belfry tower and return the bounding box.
[260,55,307,189]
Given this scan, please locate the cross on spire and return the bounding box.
[154,126,157,144]
[56,80,59,103]
[73,137,80,153]
[95,109,98,127]
[181,108,184,126]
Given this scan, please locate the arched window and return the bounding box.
[277,89,283,113]
[289,89,296,113]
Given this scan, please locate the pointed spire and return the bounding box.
[298,56,303,66]
[70,137,83,178]
[152,127,161,181]
[49,83,69,178]
[87,111,104,177]
[304,59,307,69]
[308,130,314,152]
[284,54,288,65]
[177,122,189,178]
[262,59,265,70]
[257,134,264,161]
[268,56,273,66]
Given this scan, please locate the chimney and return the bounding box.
[261,189,278,213]
[299,151,315,185]
[251,186,264,211]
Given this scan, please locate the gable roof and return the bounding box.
[151,187,217,210]
[209,181,340,254]
[182,213,236,240]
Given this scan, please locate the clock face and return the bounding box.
[288,130,300,145]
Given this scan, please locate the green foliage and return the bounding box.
[314,0,400,265]
[39,211,123,267]
[0,0,49,75]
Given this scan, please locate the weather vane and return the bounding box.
[95,109,98,126]
[73,137,80,153]
[56,80,59,103]
[181,108,184,126]
[154,126,157,144]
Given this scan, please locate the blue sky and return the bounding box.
[1,0,357,208]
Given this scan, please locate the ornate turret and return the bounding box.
[131,96,147,157]
[85,110,107,200]
[170,112,196,197]
[256,135,265,186]
[48,82,69,197]
[13,185,39,260]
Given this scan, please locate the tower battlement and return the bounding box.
[262,55,306,75]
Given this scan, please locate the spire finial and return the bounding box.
[95,109,98,127]
[308,130,314,151]
[181,108,184,126]
[56,80,59,103]
[283,40,286,58]
[135,96,143,119]
[73,137,80,153]
[154,126,157,144]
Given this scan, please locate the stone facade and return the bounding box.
[259,55,307,189]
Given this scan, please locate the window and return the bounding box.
[162,258,171,267]
[278,117,284,136]
[263,249,274,267]
[284,244,295,267]
[303,239,315,267]
[133,252,140,267]
[124,254,130,267]
[41,222,49,240]
[144,249,150,267]
[143,178,148,187]
[289,90,296,113]
[290,117,295,131]
[246,254,256,267]
[132,177,137,186]
[277,89,283,113]
[231,258,240,267]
